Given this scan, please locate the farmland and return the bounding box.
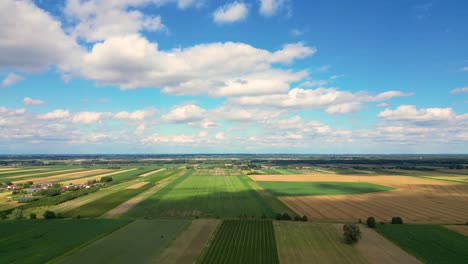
[252,174,468,223]
[199,220,279,264]
[376,224,468,264]
[124,170,276,218]
[274,221,367,264]
[58,219,189,264]
[1,155,468,263]
[257,181,393,196]
[0,219,129,263]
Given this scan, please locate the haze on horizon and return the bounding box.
[0,0,467,154]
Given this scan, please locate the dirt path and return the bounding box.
[335,224,421,264]
[139,168,166,177]
[156,219,220,264]
[101,176,175,218]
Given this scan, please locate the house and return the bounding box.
[6,184,17,190]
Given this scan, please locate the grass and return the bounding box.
[125,170,277,218]
[63,183,154,218]
[0,219,129,263]
[198,220,279,264]
[274,222,366,264]
[376,224,468,264]
[58,219,189,264]
[257,181,393,196]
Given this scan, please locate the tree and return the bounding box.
[0,212,7,220]
[281,213,292,220]
[301,215,308,222]
[275,213,282,220]
[13,209,23,220]
[343,223,361,244]
[294,215,301,221]
[43,210,56,219]
[391,217,403,224]
[29,213,37,219]
[367,217,376,228]
[100,176,113,183]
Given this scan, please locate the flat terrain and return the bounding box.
[125,181,149,189]
[348,225,421,264]
[376,224,468,264]
[199,220,279,264]
[274,221,366,264]
[445,225,468,236]
[59,169,137,184]
[15,169,112,184]
[58,219,189,264]
[257,181,392,196]
[139,168,166,177]
[125,170,275,218]
[252,174,468,223]
[0,219,129,263]
[157,219,220,264]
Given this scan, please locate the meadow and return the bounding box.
[124,170,277,218]
[376,224,468,264]
[257,181,393,196]
[199,220,279,264]
[58,219,189,264]
[0,219,129,263]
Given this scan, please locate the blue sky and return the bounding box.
[0,0,467,154]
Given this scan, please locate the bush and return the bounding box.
[391,217,403,224]
[43,210,56,219]
[0,212,7,220]
[282,213,292,221]
[367,217,376,228]
[261,214,267,219]
[12,209,24,220]
[301,215,308,222]
[275,213,282,220]
[294,215,301,221]
[100,176,113,183]
[343,223,361,244]
[29,213,37,219]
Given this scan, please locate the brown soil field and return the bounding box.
[338,224,421,264]
[0,168,16,171]
[252,174,468,223]
[126,182,149,189]
[139,168,166,177]
[15,169,112,184]
[63,169,137,184]
[156,219,220,264]
[445,225,468,236]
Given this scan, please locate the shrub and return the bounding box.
[100,176,113,183]
[282,213,292,221]
[275,213,282,220]
[0,212,7,220]
[29,213,37,219]
[343,223,361,244]
[43,210,56,219]
[294,215,301,221]
[12,209,24,220]
[391,217,403,224]
[261,214,267,219]
[367,217,376,228]
[301,215,308,222]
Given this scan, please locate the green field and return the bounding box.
[199,220,279,264]
[0,219,129,263]
[376,224,468,264]
[64,183,154,218]
[58,219,189,264]
[274,222,366,264]
[125,170,277,218]
[257,181,393,196]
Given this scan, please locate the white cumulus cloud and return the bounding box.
[213,2,248,24]
[23,97,45,106]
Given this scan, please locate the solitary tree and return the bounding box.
[367,217,376,228]
[43,210,56,219]
[343,223,361,244]
[391,217,403,224]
